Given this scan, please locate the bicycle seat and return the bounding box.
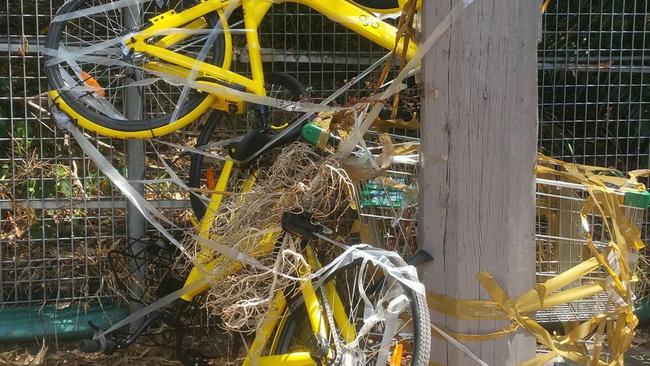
[231,125,302,164]
[281,211,332,239]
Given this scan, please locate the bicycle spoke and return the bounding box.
[47,0,226,127]
[274,257,422,365]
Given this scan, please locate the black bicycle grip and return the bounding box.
[78,339,101,353]
[79,338,117,354]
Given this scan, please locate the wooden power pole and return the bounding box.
[419,0,539,364]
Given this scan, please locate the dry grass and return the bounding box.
[0,342,184,366]
[181,142,356,332]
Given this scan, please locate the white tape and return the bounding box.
[52,0,153,23]
[314,233,424,295]
[336,0,476,160]
[392,154,418,165]
[98,278,209,337]
[47,46,347,115]
[147,67,345,114]
[151,137,230,160]
[60,56,127,120]
[431,322,489,366]
[374,294,408,366]
[147,141,230,216]
[45,37,132,67]
[169,0,241,123]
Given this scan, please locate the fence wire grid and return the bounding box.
[538,0,650,247]
[0,0,396,311]
[0,0,648,346]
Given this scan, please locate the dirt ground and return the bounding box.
[3,329,650,366]
[628,328,650,366]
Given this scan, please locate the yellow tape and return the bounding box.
[431,323,520,342]
[428,154,644,365]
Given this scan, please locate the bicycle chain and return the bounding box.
[318,283,343,366]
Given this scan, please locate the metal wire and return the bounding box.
[0,1,396,313]
[535,178,644,323]
[538,0,650,300]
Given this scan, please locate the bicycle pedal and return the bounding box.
[282,211,331,239]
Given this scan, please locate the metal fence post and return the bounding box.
[123,3,146,327]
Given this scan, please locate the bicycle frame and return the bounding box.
[177,155,356,364]
[48,0,418,138]
[139,2,418,356]
[126,0,417,97]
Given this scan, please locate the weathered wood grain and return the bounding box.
[419,0,539,364]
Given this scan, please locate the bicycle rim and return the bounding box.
[45,0,226,133]
[271,257,431,365]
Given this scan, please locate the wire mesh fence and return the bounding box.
[538,0,650,169]
[538,0,650,259]
[1,0,129,307]
[0,1,396,312]
[0,0,648,356]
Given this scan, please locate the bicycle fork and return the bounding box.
[242,245,352,365]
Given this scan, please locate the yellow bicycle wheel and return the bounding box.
[270,254,431,365]
[45,0,231,138]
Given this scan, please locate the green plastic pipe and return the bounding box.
[636,296,650,326]
[0,302,128,342]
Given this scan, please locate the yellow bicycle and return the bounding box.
[78,123,431,365]
[44,0,419,139]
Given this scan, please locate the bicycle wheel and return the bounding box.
[45,0,228,137]
[188,72,308,221]
[271,252,431,365]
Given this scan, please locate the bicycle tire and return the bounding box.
[45,0,227,136]
[271,253,431,366]
[352,0,399,10]
[188,72,307,221]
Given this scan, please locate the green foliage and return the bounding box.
[0,163,9,180]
